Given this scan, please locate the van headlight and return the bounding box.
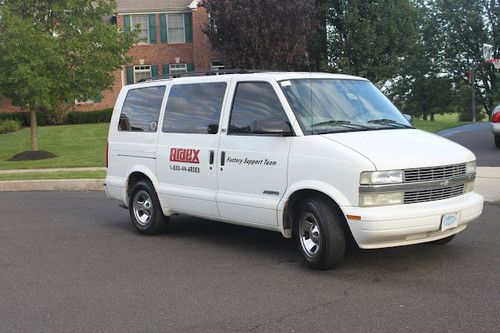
[360,170,403,185]
[465,161,476,175]
[359,191,404,207]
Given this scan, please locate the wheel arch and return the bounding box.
[125,166,159,204]
[279,182,354,241]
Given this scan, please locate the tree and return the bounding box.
[0,0,137,153]
[436,0,499,120]
[203,0,320,70]
[388,0,458,120]
[327,0,419,84]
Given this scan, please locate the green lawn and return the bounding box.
[0,170,106,181]
[0,113,473,171]
[0,123,108,170]
[413,113,469,133]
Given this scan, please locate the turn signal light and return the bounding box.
[492,112,500,123]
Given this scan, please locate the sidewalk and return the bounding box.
[475,167,500,202]
[0,167,105,174]
[0,167,498,201]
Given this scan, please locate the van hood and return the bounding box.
[321,129,476,170]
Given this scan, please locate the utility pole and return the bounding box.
[470,65,476,122]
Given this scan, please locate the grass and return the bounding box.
[0,123,108,170]
[413,113,469,133]
[0,170,106,181]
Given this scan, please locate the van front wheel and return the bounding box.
[294,196,346,270]
[129,181,169,235]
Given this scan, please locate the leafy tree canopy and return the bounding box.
[0,0,137,111]
[203,0,320,70]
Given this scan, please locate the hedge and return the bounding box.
[0,119,22,134]
[0,108,113,126]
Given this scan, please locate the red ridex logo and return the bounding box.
[170,148,200,164]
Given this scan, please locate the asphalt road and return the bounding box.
[439,123,500,166]
[1,192,499,332]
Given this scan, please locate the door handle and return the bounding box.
[209,150,214,165]
[220,151,225,166]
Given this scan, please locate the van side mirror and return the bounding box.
[250,118,294,136]
[403,114,413,125]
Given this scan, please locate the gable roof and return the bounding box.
[117,0,195,13]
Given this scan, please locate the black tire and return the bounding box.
[495,135,500,148]
[128,180,169,235]
[429,234,455,245]
[294,195,346,270]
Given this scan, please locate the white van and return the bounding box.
[105,72,484,270]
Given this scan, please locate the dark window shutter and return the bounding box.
[151,65,158,78]
[126,66,134,85]
[148,14,157,44]
[162,64,170,78]
[184,12,193,43]
[187,63,195,72]
[123,15,131,32]
[94,91,102,103]
[160,14,168,43]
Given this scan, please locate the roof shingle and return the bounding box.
[117,0,194,13]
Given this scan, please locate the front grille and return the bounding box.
[404,163,466,183]
[404,184,465,204]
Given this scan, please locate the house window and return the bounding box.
[167,13,185,43]
[169,64,187,75]
[211,60,225,71]
[131,15,149,43]
[134,65,152,83]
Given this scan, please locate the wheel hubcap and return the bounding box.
[299,212,321,258]
[133,190,153,226]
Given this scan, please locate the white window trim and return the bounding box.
[166,13,186,44]
[134,65,152,83]
[130,14,150,44]
[169,63,188,75]
[211,60,225,71]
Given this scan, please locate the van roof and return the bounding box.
[127,71,368,88]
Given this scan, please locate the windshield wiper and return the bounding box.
[311,120,371,130]
[367,118,413,128]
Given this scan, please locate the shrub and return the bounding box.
[0,108,113,126]
[45,103,74,125]
[66,108,113,124]
[0,119,21,134]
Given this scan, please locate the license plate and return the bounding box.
[441,212,459,231]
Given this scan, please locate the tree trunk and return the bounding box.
[30,109,39,151]
[430,113,435,121]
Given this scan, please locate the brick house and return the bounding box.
[0,0,219,113]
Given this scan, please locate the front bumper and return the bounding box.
[342,192,484,249]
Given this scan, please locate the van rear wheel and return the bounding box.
[129,180,169,235]
[294,196,346,270]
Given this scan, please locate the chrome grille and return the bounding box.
[404,184,465,204]
[404,163,466,183]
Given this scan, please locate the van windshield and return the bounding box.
[279,79,412,134]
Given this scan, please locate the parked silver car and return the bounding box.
[492,105,500,148]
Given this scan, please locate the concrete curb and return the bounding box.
[0,179,104,192]
[0,167,106,174]
[0,169,498,201]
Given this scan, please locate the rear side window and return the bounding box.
[229,82,288,135]
[118,86,166,132]
[163,82,227,134]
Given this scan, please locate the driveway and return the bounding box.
[439,123,499,167]
[1,192,498,332]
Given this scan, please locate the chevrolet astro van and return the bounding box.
[105,72,484,270]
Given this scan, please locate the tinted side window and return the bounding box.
[118,86,166,132]
[163,82,227,134]
[229,82,288,135]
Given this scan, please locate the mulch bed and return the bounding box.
[8,150,57,161]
